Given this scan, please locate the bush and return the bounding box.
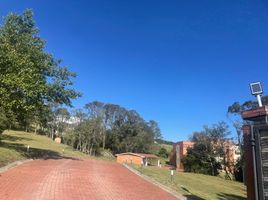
[62,131,77,147]
[157,147,169,158]
[234,158,244,182]
[182,146,221,176]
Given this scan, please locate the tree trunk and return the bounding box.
[89,144,94,156]
[51,128,54,139]
[102,134,106,150]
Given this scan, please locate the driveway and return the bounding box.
[0,158,178,200]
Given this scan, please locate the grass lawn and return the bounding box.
[0,130,90,167]
[131,165,246,200]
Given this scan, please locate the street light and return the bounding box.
[250,82,263,107]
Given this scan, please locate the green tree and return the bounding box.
[182,143,221,175]
[74,118,102,155]
[108,108,155,153]
[0,10,80,132]
[148,120,162,140]
[158,147,168,158]
[85,101,107,149]
[54,107,70,136]
[182,122,230,176]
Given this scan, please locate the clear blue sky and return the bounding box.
[1,0,268,142]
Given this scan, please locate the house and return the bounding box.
[116,152,159,166]
[170,140,240,172]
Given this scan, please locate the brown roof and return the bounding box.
[115,152,158,159]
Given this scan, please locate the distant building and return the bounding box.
[170,140,240,172]
[116,152,159,166]
[169,141,194,171]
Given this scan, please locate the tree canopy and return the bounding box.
[63,101,162,155]
[0,10,80,133]
[182,122,230,176]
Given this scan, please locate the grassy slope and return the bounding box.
[0,130,88,167]
[132,165,246,200]
[160,143,173,152]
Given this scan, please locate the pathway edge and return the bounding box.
[0,159,33,173]
[123,164,186,200]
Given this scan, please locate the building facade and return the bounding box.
[169,141,194,171]
[170,140,240,172]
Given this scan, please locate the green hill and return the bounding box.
[0,130,87,167]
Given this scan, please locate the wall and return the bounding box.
[116,155,143,165]
[169,141,194,171]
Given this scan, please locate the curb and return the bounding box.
[0,159,32,173]
[123,164,186,200]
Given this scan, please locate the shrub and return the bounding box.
[157,147,169,158]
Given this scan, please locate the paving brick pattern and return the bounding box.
[0,159,178,200]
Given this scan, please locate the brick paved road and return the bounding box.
[0,159,178,200]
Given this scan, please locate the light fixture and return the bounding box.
[250,82,263,107]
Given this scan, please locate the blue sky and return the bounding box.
[1,0,268,141]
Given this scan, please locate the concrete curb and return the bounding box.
[123,164,186,200]
[0,159,33,173]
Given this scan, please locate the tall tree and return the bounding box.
[85,101,106,149]
[54,108,70,135]
[0,10,80,131]
[148,120,162,140]
[74,118,102,155]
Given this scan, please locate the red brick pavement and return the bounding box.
[0,159,178,200]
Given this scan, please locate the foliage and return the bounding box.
[0,10,80,132]
[227,96,268,145]
[234,157,244,182]
[157,147,169,158]
[0,107,7,134]
[107,109,156,153]
[73,118,102,155]
[155,138,174,145]
[61,101,161,155]
[148,120,162,140]
[227,96,268,115]
[182,143,222,176]
[182,122,230,176]
[54,107,70,136]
